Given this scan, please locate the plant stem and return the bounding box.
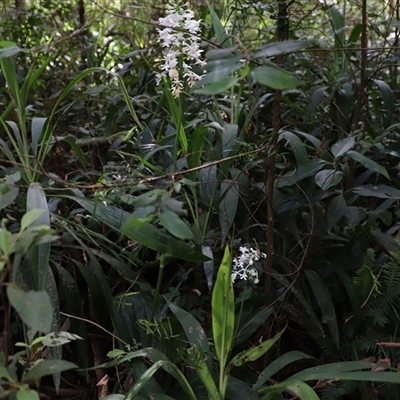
[150,253,166,325]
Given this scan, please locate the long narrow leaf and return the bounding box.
[212,246,234,397]
[65,195,207,262]
[27,183,51,291]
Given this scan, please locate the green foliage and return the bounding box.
[2,0,400,398]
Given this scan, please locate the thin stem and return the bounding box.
[150,254,166,324]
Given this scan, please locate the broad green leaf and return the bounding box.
[20,209,43,232]
[16,386,40,400]
[206,46,237,60]
[158,211,193,240]
[219,181,239,245]
[198,165,218,204]
[31,117,47,157]
[305,270,339,349]
[124,360,196,400]
[187,126,206,180]
[229,330,284,368]
[208,4,231,48]
[194,76,238,95]
[66,196,208,262]
[212,247,234,369]
[0,365,14,382]
[0,172,20,210]
[352,184,400,199]
[279,131,310,165]
[235,306,274,345]
[0,228,11,257]
[327,195,347,230]
[315,169,343,190]
[7,286,52,333]
[331,136,355,158]
[329,7,346,46]
[23,360,76,381]
[252,66,303,90]
[259,380,319,399]
[253,40,309,58]
[188,346,222,400]
[371,229,400,252]
[168,301,210,352]
[253,351,315,391]
[198,56,242,86]
[202,245,214,291]
[27,183,51,291]
[374,79,394,128]
[277,162,324,188]
[348,151,390,179]
[0,46,22,59]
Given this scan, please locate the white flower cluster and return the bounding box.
[156,2,205,97]
[232,246,266,284]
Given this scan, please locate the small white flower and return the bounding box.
[156,1,204,97]
[232,245,266,284]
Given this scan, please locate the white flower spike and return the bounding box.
[156,1,205,97]
[232,246,266,284]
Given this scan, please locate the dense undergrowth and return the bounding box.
[2,0,400,399]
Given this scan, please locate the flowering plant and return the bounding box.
[156,1,205,97]
[232,245,266,284]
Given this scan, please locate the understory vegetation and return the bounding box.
[2,0,400,399]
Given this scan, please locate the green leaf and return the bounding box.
[259,380,319,399]
[331,136,355,158]
[124,360,196,400]
[194,76,238,95]
[229,329,284,368]
[20,209,43,232]
[198,56,242,86]
[0,172,20,210]
[212,247,234,369]
[327,195,347,230]
[168,301,210,352]
[292,361,400,385]
[188,346,222,400]
[158,211,193,240]
[31,117,47,158]
[7,286,52,333]
[202,246,214,291]
[0,228,11,257]
[66,196,208,262]
[305,270,339,349]
[315,169,343,190]
[374,79,394,128]
[253,351,315,391]
[219,181,239,245]
[279,131,311,165]
[352,184,400,199]
[27,183,51,291]
[252,66,303,90]
[208,4,231,48]
[23,360,76,381]
[253,40,309,58]
[16,386,40,400]
[348,151,390,179]
[277,162,324,188]
[0,365,14,382]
